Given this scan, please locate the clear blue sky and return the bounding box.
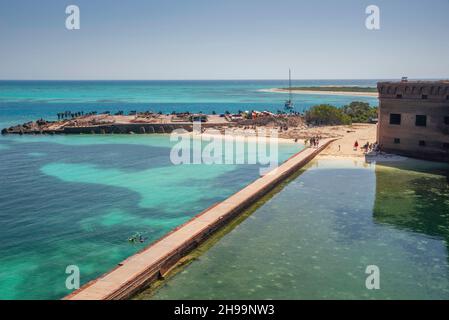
[0,0,448,80]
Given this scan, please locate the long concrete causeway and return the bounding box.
[65,139,336,300]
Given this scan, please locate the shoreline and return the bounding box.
[259,88,378,97]
[187,130,302,145]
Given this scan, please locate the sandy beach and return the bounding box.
[313,124,377,158]
[187,128,298,144]
[257,122,377,158]
[260,88,378,98]
[187,123,377,158]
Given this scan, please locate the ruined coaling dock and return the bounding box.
[64,139,336,300]
[1,122,234,135]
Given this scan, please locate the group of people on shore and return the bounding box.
[306,136,321,148]
[353,140,381,153]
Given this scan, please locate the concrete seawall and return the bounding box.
[64,139,336,300]
[62,122,235,135]
[2,122,236,135]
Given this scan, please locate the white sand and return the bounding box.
[176,129,300,145]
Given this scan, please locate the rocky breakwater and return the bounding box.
[1,119,199,135]
[1,119,62,135]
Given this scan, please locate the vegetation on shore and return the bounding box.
[305,101,378,125]
[342,101,378,123]
[281,86,377,93]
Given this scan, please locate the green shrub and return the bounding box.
[342,101,378,123]
[305,102,378,125]
[305,104,351,125]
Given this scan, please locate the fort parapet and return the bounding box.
[377,80,449,162]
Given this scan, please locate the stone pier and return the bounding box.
[64,139,336,300]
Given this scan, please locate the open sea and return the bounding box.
[0,80,378,130]
[0,80,378,299]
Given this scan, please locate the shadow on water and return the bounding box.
[373,159,449,274]
[373,159,449,238]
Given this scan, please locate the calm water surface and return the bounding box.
[147,158,449,300]
[0,80,378,130]
[0,134,302,299]
[0,80,385,300]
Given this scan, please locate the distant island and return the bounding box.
[261,86,378,97]
[285,86,377,92]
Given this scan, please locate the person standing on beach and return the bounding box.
[354,140,359,151]
[364,142,369,153]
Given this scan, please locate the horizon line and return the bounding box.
[0,77,447,82]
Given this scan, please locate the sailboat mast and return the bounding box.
[289,69,292,102]
[284,68,294,112]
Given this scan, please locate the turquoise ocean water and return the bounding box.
[0,80,377,299]
[0,80,378,130]
[0,134,302,299]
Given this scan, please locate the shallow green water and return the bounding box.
[0,134,301,299]
[148,158,449,300]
